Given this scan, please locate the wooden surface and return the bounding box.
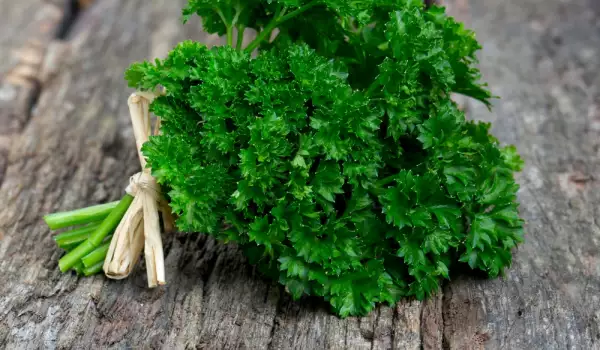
[0,0,598,349]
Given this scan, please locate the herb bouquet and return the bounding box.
[44,0,525,318]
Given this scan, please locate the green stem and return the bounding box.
[368,174,398,198]
[61,243,80,252]
[58,194,133,272]
[54,223,102,246]
[72,261,84,275]
[245,1,320,53]
[214,7,234,47]
[278,1,319,23]
[244,15,280,53]
[236,25,246,51]
[81,241,111,268]
[365,78,383,97]
[83,261,105,276]
[376,174,398,188]
[227,25,234,47]
[44,201,119,230]
[62,234,112,252]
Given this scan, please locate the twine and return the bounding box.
[103,91,172,288]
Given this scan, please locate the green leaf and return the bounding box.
[330,290,365,318]
[470,214,495,249]
[279,256,308,278]
[436,261,449,279]
[292,154,307,168]
[423,229,454,255]
[311,161,345,202]
[398,239,426,266]
[284,278,310,299]
[417,101,461,149]
[501,145,525,171]
[429,205,461,229]
[410,207,433,227]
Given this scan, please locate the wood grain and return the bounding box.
[0,0,598,349]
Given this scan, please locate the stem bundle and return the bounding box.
[44,92,172,285]
[45,195,133,276]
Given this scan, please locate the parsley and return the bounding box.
[123,0,524,317]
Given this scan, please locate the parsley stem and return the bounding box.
[81,241,111,268]
[244,14,281,52]
[236,25,245,51]
[83,261,105,276]
[44,201,119,230]
[72,261,84,275]
[54,223,102,247]
[227,25,234,47]
[368,175,399,197]
[61,243,80,252]
[244,1,318,52]
[366,78,383,97]
[213,7,234,47]
[376,174,398,187]
[58,194,133,272]
[278,1,319,23]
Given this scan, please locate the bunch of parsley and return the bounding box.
[124,0,525,317]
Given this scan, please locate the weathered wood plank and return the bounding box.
[1,0,599,349]
[441,0,600,348]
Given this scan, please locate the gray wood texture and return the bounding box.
[0,0,598,349]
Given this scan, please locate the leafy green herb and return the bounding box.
[123,0,524,317]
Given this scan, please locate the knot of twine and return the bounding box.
[103,91,173,288]
[126,172,160,198]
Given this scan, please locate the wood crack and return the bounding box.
[420,287,444,350]
[266,285,283,350]
[419,298,425,348]
[56,0,82,40]
[370,307,381,350]
[441,282,450,350]
[391,301,399,349]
